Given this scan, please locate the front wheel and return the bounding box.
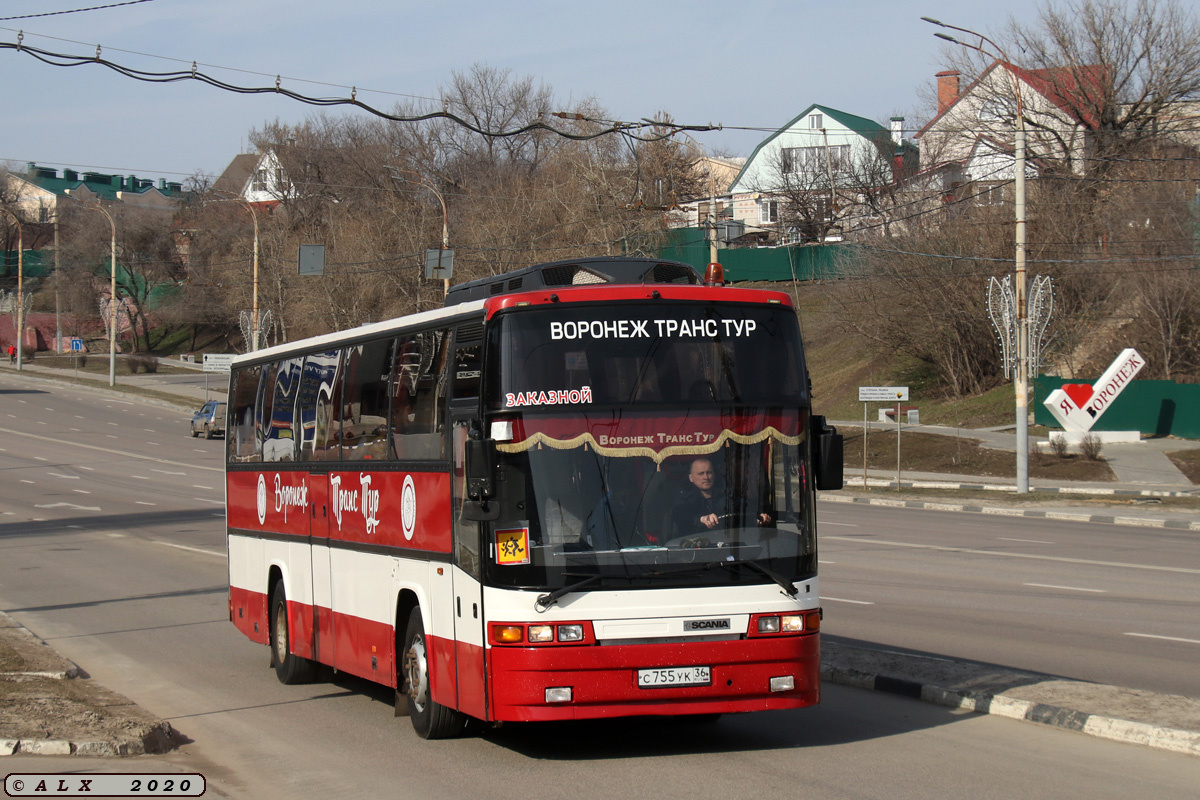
[401,608,466,739]
[270,582,316,685]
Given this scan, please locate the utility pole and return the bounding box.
[924,17,1031,493]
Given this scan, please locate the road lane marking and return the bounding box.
[19,480,34,484]
[818,560,836,564]
[822,596,874,605]
[72,489,91,494]
[1025,583,1106,593]
[818,521,859,527]
[823,535,1200,575]
[193,498,224,505]
[136,501,157,506]
[1124,632,1200,645]
[34,456,47,461]
[47,473,79,480]
[1001,537,1054,544]
[34,502,101,511]
[153,541,226,559]
[151,469,186,476]
[0,427,222,473]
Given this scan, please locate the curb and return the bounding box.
[843,476,1199,499]
[820,492,1200,531]
[0,612,179,758]
[820,663,1200,757]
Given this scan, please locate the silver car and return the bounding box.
[190,401,226,439]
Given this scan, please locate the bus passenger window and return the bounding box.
[390,330,448,460]
[298,350,342,462]
[263,358,303,462]
[341,339,394,461]
[228,364,262,463]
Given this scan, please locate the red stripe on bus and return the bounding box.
[227,470,452,553]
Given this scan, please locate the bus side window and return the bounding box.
[298,350,343,462]
[341,339,394,461]
[228,364,263,463]
[264,358,303,462]
[390,330,448,460]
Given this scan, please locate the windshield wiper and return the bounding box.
[718,558,798,597]
[535,573,605,610]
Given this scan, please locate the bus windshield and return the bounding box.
[485,303,807,409]
[482,410,816,592]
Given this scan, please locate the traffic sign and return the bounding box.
[203,353,235,373]
[69,338,84,352]
[858,386,909,402]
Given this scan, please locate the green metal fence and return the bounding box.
[1034,376,1200,438]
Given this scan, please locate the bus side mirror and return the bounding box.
[465,437,497,501]
[811,415,844,491]
[462,437,501,521]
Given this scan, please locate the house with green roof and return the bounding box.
[725,104,915,244]
[7,163,185,225]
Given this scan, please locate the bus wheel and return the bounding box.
[402,608,465,739]
[270,583,316,685]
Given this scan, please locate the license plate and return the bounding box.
[637,666,712,688]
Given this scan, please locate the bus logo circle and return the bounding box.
[256,474,267,525]
[401,475,417,540]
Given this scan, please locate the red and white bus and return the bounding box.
[225,257,843,738]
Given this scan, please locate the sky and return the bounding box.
[1,0,1053,184]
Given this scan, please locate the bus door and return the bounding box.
[308,472,333,666]
[448,324,487,717]
[450,412,487,718]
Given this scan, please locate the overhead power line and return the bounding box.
[0,1,155,22]
[0,38,720,144]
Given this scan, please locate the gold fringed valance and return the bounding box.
[496,426,802,465]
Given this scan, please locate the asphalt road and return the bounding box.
[816,502,1200,697]
[2,375,1199,798]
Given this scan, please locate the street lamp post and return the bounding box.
[1,208,24,371]
[214,194,261,351]
[74,201,119,387]
[387,166,450,299]
[923,17,1031,493]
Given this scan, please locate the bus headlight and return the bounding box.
[528,625,554,643]
[557,625,583,642]
[781,615,804,633]
[757,616,781,634]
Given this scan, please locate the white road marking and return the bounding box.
[151,469,186,476]
[1025,583,1106,593]
[1124,632,1200,645]
[818,520,859,527]
[153,541,226,559]
[47,473,79,480]
[823,535,1200,575]
[822,596,874,605]
[34,502,100,511]
[1001,537,1054,544]
[72,489,91,495]
[135,501,157,506]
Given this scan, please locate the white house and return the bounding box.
[725,104,912,243]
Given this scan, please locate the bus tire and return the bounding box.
[402,607,465,739]
[270,582,316,685]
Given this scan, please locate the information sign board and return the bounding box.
[858,386,909,402]
[203,354,235,373]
